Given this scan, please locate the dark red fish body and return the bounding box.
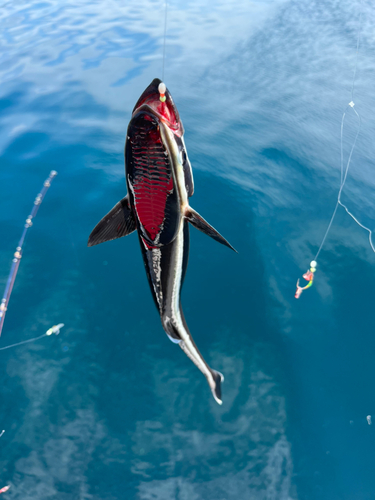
[125,110,180,248]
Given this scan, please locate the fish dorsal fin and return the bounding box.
[184,207,237,252]
[88,196,136,247]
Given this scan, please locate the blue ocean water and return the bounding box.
[1,0,375,498]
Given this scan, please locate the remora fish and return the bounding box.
[88,78,236,404]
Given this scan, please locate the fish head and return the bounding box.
[132,79,193,196]
[132,78,184,138]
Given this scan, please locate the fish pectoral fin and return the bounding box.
[88,195,136,247]
[184,207,237,252]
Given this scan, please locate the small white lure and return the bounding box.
[46,323,64,336]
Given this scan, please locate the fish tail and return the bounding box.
[210,369,224,405]
[178,338,224,405]
[161,304,224,405]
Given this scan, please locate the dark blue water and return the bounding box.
[1,0,375,498]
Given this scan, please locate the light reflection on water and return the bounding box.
[0,0,375,498]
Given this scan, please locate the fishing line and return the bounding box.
[0,324,64,351]
[0,171,57,335]
[161,1,168,81]
[0,333,47,351]
[313,103,363,262]
[295,1,373,298]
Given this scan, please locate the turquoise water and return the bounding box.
[1,0,375,498]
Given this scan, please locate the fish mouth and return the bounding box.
[132,78,184,137]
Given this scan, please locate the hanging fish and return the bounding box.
[88,79,236,404]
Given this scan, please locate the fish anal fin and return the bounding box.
[88,195,136,247]
[184,207,237,252]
